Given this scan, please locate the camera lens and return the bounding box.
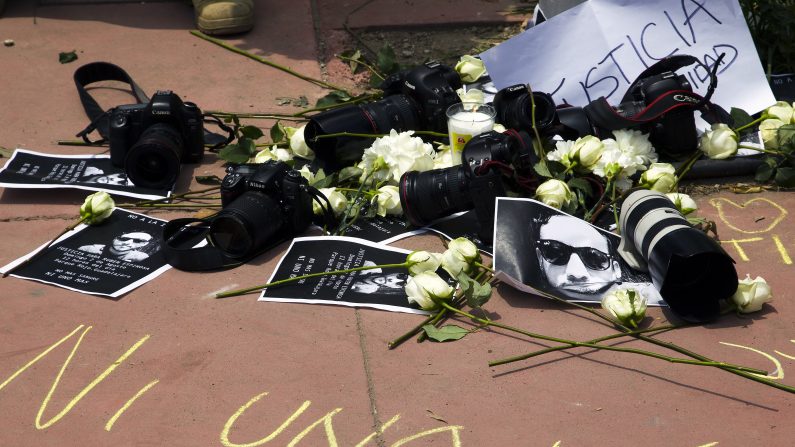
[493,89,557,133]
[618,190,737,322]
[209,192,284,258]
[399,166,472,226]
[305,95,421,169]
[125,123,183,190]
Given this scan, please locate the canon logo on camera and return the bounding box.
[673,94,699,104]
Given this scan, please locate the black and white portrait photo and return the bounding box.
[493,197,663,305]
[0,149,171,199]
[0,208,173,297]
[258,236,429,314]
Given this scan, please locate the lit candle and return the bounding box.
[446,103,496,163]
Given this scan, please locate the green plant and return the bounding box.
[740,0,795,74]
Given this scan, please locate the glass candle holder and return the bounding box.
[446,102,497,162]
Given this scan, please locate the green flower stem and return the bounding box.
[527,84,548,164]
[585,179,612,223]
[440,302,768,374]
[737,144,782,156]
[311,130,448,142]
[190,30,349,93]
[474,262,494,273]
[611,181,619,229]
[490,324,679,366]
[333,171,373,235]
[537,293,795,393]
[336,54,384,82]
[205,110,309,121]
[416,269,491,343]
[335,187,377,196]
[733,115,768,134]
[675,149,704,183]
[216,261,411,299]
[292,93,383,117]
[4,216,88,278]
[119,204,223,209]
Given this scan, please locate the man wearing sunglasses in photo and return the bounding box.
[534,214,622,300]
[78,230,158,262]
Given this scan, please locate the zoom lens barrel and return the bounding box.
[125,123,183,190]
[209,192,284,258]
[399,166,472,227]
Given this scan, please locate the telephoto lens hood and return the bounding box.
[617,190,738,322]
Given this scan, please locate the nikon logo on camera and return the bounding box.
[673,94,699,104]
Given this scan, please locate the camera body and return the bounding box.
[381,60,462,133]
[613,71,698,153]
[399,130,531,242]
[108,90,204,189]
[304,61,462,169]
[213,161,313,258]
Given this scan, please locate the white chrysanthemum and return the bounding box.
[611,129,657,168]
[592,143,633,191]
[546,139,577,169]
[359,130,435,184]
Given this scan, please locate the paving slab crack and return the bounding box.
[355,309,387,447]
[0,214,76,222]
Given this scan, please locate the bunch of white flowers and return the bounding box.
[404,238,481,311]
[759,101,795,150]
[592,129,658,190]
[358,130,435,184]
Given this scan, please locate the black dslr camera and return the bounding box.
[210,161,314,259]
[493,55,726,155]
[399,129,532,242]
[304,61,462,169]
[109,90,204,189]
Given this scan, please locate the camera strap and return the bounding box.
[160,216,249,271]
[73,62,233,148]
[584,54,731,132]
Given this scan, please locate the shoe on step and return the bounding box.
[193,0,254,35]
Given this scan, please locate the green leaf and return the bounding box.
[422,324,469,342]
[466,281,492,309]
[338,166,364,183]
[270,122,286,144]
[294,96,309,108]
[376,44,399,76]
[59,50,78,64]
[240,137,258,156]
[755,158,776,183]
[730,107,753,131]
[567,177,593,197]
[240,125,264,141]
[456,272,475,296]
[316,90,352,108]
[533,161,552,178]
[311,172,337,189]
[195,175,222,185]
[775,167,795,187]
[778,124,795,150]
[218,144,251,164]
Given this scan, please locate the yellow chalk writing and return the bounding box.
[220,391,311,447]
[0,325,85,393]
[709,198,787,234]
[35,327,151,429]
[722,237,763,261]
[355,414,401,447]
[286,408,342,447]
[771,235,793,264]
[104,379,160,431]
[774,340,795,361]
[719,342,784,380]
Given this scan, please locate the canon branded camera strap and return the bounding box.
[583,54,732,131]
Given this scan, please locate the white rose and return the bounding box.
[375,185,402,216]
[406,251,443,275]
[759,118,785,150]
[441,237,479,277]
[405,271,455,311]
[433,148,456,169]
[731,275,773,313]
[571,135,605,170]
[492,123,506,133]
[456,87,485,104]
[699,123,737,160]
[601,287,647,328]
[297,165,325,185]
[665,192,698,215]
[534,179,572,209]
[766,101,794,123]
[313,187,348,216]
[640,163,677,192]
[454,55,487,83]
[253,146,293,163]
[80,191,115,225]
[289,125,315,159]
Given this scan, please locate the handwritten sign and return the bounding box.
[480,0,776,115]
